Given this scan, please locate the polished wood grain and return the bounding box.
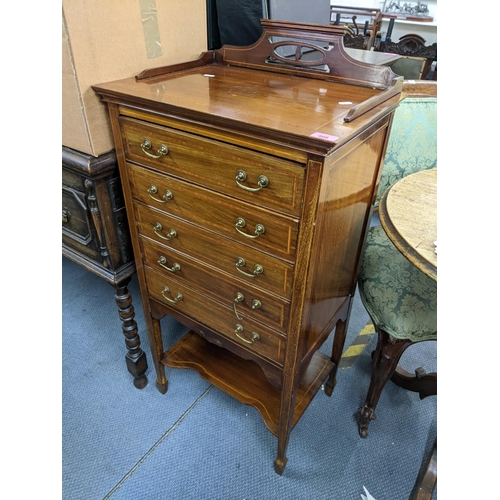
[128,163,299,260]
[145,267,287,366]
[119,106,309,163]
[93,20,401,474]
[120,116,306,215]
[303,117,391,366]
[402,79,437,99]
[134,203,294,298]
[163,330,333,436]
[409,440,437,500]
[95,19,403,157]
[379,168,437,281]
[96,66,400,153]
[140,237,290,332]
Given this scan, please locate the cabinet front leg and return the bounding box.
[274,385,298,475]
[113,278,148,389]
[148,315,168,394]
[274,456,288,476]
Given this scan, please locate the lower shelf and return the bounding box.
[162,330,333,436]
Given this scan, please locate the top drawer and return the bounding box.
[120,117,305,216]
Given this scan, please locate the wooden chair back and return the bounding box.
[330,5,383,50]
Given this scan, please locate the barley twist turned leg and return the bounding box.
[113,278,148,389]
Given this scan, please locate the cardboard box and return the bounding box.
[62,0,208,157]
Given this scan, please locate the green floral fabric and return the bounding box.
[358,225,437,342]
[374,97,437,208]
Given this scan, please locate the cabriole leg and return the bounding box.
[358,329,412,437]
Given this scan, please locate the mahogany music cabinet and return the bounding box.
[93,20,402,473]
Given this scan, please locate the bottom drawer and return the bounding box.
[140,236,290,332]
[144,267,286,366]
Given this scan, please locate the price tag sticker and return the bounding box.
[310,132,339,142]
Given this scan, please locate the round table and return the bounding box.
[378,168,437,281]
[377,168,437,500]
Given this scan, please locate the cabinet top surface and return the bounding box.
[94,64,399,151]
[93,21,402,152]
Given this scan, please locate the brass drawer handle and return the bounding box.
[235,257,263,278]
[233,293,262,320]
[235,324,260,344]
[141,139,169,159]
[235,170,269,192]
[62,209,71,224]
[233,292,244,320]
[161,286,183,304]
[147,184,173,204]
[157,256,180,273]
[153,222,177,241]
[235,217,265,239]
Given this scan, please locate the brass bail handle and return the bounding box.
[161,286,183,304]
[141,139,169,159]
[234,324,260,344]
[233,292,244,320]
[147,184,173,204]
[235,170,269,192]
[153,222,177,241]
[157,255,181,273]
[235,257,264,278]
[235,217,265,239]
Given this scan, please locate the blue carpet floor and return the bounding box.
[62,254,437,500]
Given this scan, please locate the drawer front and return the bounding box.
[129,163,298,260]
[134,203,294,298]
[145,267,286,365]
[120,117,305,216]
[140,236,290,332]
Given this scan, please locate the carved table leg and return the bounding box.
[358,329,412,438]
[391,365,437,399]
[112,278,148,389]
[409,439,437,500]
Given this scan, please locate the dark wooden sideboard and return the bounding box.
[62,146,148,388]
[93,20,402,473]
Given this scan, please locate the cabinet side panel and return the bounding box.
[302,117,391,359]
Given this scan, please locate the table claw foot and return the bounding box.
[358,406,376,438]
